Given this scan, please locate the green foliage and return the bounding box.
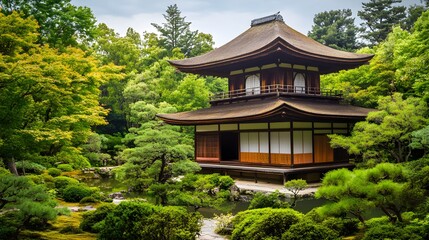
[0,0,97,48]
[308,9,359,51]
[0,175,61,237]
[53,176,79,192]
[15,161,46,174]
[316,163,425,224]
[248,191,290,210]
[362,222,423,240]
[167,174,236,211]
[0,11,122,173]
[285,179,308,207]
[410,125,429,155]
[62,184,92,202]
[329,94,428,165]
[281,220,339,240]
[322,11,429,106]
[151,4,213,57]
[214,213,234,235]
[0,166,11,176]
[47,168,62,177]
[231,208,303,240]
[80,203,116,233]
[79,196,98,204]
[57,164,74,172]
[98,201,202,240]
[321,217,359,237]
[358,0,406,45]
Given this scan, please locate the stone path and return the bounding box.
[198,219,226,240]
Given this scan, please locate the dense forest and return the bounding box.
[1,0,429,239]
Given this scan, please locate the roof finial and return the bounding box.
[251,12,284,27]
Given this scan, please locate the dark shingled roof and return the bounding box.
[157,97,374,125]
[169,18,373,75]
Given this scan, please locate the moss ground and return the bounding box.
[21,212,96,240]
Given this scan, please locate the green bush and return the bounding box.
[248,191,290,209]
[282,220,339,240]
[98,201,202,240]
[62,185,92,202]
[322,217,359,237]
[57,164,74,172]
[0,167,11,176]
[80,203,116,233]
[47,168,62,177]
[231,208,303,240]
[79,196,99,204]
[218,176,234,190]
[363,222,422,240]
[15,161,46,174]
[54,176,79,195]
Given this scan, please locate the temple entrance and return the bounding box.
[220,132,239,161]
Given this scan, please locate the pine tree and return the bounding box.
[151,4,213,57]
[358,0,406,46]
[308,9,360,51]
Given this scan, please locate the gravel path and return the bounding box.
[198,219,226,240]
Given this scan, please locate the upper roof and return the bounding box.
[170,14,373,76]
[157,97,374,125]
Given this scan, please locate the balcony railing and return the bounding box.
[210,84,342,101]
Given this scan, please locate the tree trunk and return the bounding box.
[6,157,19,176]
[380,206,397,222]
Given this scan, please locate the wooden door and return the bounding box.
[314,135,334,163]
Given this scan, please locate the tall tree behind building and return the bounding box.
[151,4,214,57]
[308,9,360,51]
[358,0,406,46]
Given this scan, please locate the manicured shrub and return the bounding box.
[248,191,290,209]
[57,164,74,172]
[79,196,99,204]
[47,168,62,177]
[62,185,92,202]
[218,176,235,190]
[282,220,339,240]
[53,176,79,190]
[98,201,203,240]
[231,208,303,240]
[362,222,422,240]
[80,203,116,233]
[322,217,359,237]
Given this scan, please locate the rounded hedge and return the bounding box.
[62,185,92,202]
[282,220,339,240]
[57,164,74,172]
[231,208,303,240]
[47,168,62,177]
[53,176,79,191]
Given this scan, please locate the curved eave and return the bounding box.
[157,99,374,126]
[169,38,373,75]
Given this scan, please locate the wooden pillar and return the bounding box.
[291,121,294,167]
[312,122,315,164]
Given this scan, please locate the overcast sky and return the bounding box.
[71,0,422,47]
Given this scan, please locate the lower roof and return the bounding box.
[157,97,374,125]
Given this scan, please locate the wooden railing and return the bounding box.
[210,84,342,101]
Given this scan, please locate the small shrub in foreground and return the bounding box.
[47,168,62,177]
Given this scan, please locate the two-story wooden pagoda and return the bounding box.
[158,14,374,182]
